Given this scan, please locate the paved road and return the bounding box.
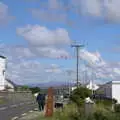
[0,101,38,120]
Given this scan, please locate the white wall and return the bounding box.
[96,81,120,103]
[0,57,6,90]
[96,82,112,98]
[112,81,120,103]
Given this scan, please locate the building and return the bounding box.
[5,79,16,92]
[86,81,99,91]
[0,55,16,91]
[0,55,6,90]
[96,80,120,103]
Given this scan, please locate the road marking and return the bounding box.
[29,110,33,113]
[0,107,8,111]
[21,113,27,116]
[19,103,24,106]
[11,116,19,120]
[34,108,38,111]
[10,105,18,108]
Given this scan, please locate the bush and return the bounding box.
[29,87,41,94]
[114,104,120,113]
[70,87,92,106]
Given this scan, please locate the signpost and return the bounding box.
[45,87,54,117]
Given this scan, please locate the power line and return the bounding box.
[71,44,84,88]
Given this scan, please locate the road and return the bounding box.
[0,101,38,120]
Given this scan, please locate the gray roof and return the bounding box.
[6,79,17,87]
[0,55,6,59]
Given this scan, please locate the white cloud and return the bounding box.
[31,0,120,23]
[45,64,62,73]
[6,60,43,84]
[72,0,120,23]
[113,68,120,75]
[79,49,106,67]
[17,25,71,46]
[33,47,70,58]
[1,43,119,85]
[0,2,13,24]
[6,59,65,85]
[80,0,102,17]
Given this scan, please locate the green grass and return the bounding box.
[0,98,5,104]
[36,104,76,120]
[35,103,120,120]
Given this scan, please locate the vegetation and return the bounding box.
[36,87,120,120]
[0,98,6,104]
[29,87,41,94]
[70,87,92,106]
[114,104,120,113]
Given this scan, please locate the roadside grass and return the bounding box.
[36,104,76,120]
[35,103,120,120]
[0,98,6,104]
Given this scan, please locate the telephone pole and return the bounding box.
[71,44,84,88]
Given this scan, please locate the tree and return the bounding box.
[70,87,92,106]
[29,87,41,94]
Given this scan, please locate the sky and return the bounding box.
[0,0,120,86]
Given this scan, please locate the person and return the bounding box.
[36,93,45,111]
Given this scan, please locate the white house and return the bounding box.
[96,80,120,103]
[0,55,15,91]
[0,55,6,90]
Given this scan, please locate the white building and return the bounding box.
[86,81,99,91]
[0,55,6,90]
[96,81,120,103]
[0,55,15,91]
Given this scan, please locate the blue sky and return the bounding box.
[0,0,120,85]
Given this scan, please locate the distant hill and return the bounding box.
[28,81,75,88]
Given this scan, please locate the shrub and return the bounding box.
[114,104,120,113]
[29,87,41,94]
[70,87,92,106]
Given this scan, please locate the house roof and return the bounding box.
[0,55,6,59]
[5,79,17,87]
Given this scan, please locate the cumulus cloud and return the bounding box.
[78,49,120,83]
[33,47,70,58]
[31,0,120,23]
[73,0,120,23]
[0,44,70,60]
[0,2,13,24]
[6,60,65,85]
[79,49,106,67]
[17,25,71,46]
[1,43,120,85]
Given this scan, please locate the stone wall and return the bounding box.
[0,91,35,105]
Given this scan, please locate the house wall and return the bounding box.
[0,57,6,90]
[96,82,112,98]
[112,81,120,103]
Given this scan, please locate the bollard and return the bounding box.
[45,87,54,117]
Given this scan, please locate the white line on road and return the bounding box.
[11,116,19,120]
[10,105,18,108]
[0,107,8,111]
[21,113,27,116]
[29,110,33,113]
[19,103,24,106]
[34,108,38,111]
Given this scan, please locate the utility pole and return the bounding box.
[71,44,84,88]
